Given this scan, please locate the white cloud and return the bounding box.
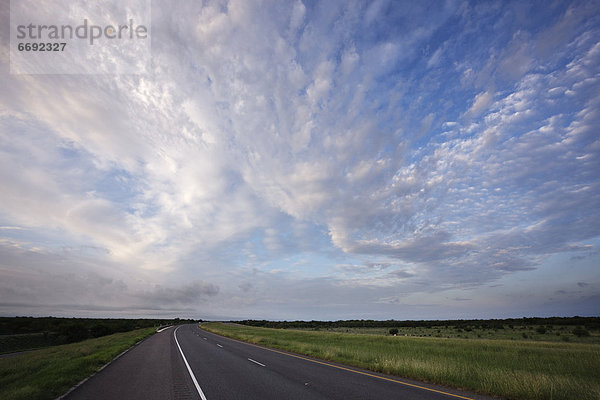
[427,47,444,68]
[0,1,598,319]
[466,90,494,118]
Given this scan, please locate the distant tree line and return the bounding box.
[0,316,196,349]
[236,316,600,331]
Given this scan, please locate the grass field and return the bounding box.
[201,322,600,400]
[296,324,600,344]
[0,327,155,400]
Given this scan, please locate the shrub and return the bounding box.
[90,323,111,338]
[59,323,89,343]
[572,327,590,337]
[536,326,547,334]
[389,328,399,335]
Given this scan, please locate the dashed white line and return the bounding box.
[174,326,208,400]
[248,358,266,367]
[216,344,223,348]
[203,337,207,340]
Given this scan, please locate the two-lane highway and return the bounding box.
[65,324,493,400]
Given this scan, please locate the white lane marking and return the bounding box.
[174,326,208,400]
[157,325,173,333]
[203,337,207,340]
[216,344,223,348]
[247,358,266,367]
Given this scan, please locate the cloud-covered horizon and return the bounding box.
[1,0,599,320]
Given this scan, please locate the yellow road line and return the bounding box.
[200,326,475,400]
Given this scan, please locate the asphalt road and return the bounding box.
[64,326,198,400]
[64,324,494,400]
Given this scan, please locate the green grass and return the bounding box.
[0,327,156,400]
[201,322,600,400]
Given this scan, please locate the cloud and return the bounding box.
[0,1,598,319]
[497,31,534,80]
[0,238,220,315]
[465,90,494,118]
[427,47,444,68]
[135,281,219,306]
[345,232,474,264]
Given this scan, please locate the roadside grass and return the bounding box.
[0,327,155,400]
[201,322,600,400]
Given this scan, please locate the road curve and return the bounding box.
[64,324,494,400]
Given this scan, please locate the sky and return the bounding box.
[0,0,599,320]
